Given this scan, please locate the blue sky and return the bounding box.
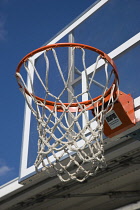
[0,0,97,186]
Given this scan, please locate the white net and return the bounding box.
[16,44,119,182]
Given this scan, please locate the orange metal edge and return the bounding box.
[104,91,136,138]
[15,43,119,113]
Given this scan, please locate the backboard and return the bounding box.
[18,0,140,184]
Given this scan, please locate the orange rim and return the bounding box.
[16,43,119,112]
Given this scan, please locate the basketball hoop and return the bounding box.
[16,43,119,182]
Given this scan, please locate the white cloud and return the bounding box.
[0,165,11,176]
[0,15,7,41]
[0,159,13,176]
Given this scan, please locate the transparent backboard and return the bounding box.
[19,0,140,183]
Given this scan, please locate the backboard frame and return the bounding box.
[18,0,140,184]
